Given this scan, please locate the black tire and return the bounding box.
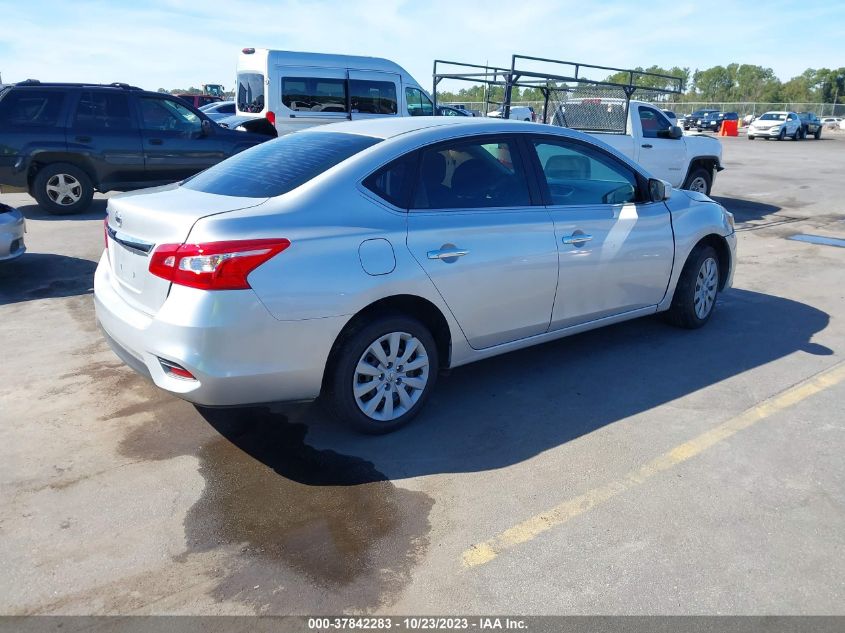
[666,244,720,329]
[814,127,822,139]
[778,128,786,141]
[682,166,713,196]
[32,163,94,215]
[793,126,802,141]
[748,135,755,140]
[325,315,439,434]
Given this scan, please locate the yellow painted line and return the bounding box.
[462,361,845,569]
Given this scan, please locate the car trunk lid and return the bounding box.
[105,184,268,315]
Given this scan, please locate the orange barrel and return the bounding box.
[720,120,739,136]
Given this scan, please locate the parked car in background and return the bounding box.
[0,202,26,262]
[446,103,481,116]
[488,105,536,121]
[0,81,270,214]
[436,105,471,117]
[697,111,738,133]
[199,100,236,121]
[821,116,842,129]
[797,112,823,139]
[95,117,735,433]
[552,99,723,194]
[173,94,222,109]
[747,111,802,141]
[235,48,433,137]
[680,109,720,130]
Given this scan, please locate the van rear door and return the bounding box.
[348,70,400,120]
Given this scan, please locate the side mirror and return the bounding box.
[649,178,672,202]
[669,125,683,139]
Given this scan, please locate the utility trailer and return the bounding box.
[432,55,723,195]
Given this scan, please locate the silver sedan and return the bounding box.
[94,117,736,433]
[0,203,26,261]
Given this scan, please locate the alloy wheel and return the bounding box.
[694,257,718,319]
[45,174,83,206]
[689,176,708,193]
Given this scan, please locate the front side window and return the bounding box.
[282,77,347,113]
[237,72,265,113]
[638,106,672,139]
[350,80,397,115]
[74,91,132,130]
[138,97,201,135]
[405,87,434,117]
[531,138,638,206]
[0,90,66,127]
[183,131,380,198]
[412,138,531,209]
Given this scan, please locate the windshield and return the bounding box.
[182,131,381,198]
[759,113,787,121]
[237,72,265,113]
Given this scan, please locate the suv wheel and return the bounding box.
[32,163,94,215]
[814,127,822,139]
[325,315,439,434]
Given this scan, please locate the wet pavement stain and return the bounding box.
[119,406,433,612]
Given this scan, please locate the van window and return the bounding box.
[350,80,397,115]
[73,91,133,130]
[182,131,381,198]
[282,77,348,113]
[237,72,265,113]
[0,90,66,127]
[405,87,434,117]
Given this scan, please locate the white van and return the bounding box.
[235,48,434,135]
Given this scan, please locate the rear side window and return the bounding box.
[283,77,347,113]
[73,91,133,130]
[405,87,434,117]
[237,72,265,113]
[182,131,381,198]
[0,90,66,126]
[218,102,235,114]
[350,80,397,115]
[364,153,417,207]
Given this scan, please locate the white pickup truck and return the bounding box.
[552,99,724,195]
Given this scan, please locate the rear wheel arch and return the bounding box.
[321,294,453,390]
[27,152,100,191]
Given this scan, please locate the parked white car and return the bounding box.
[94,117,736,433]
[552,99,723,195]
[235,48,433,137]
[488,105,536,121]
[820,117,842,129]
[747,111,802,140]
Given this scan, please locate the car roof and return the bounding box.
[310,116,557,140]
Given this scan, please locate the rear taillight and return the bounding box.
[149,239,290,290]
[266,110,276,126]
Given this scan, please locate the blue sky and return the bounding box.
[0,0,841,92]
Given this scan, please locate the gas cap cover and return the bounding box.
[358,238,396,276]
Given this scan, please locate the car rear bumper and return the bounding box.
[93,251,348,406]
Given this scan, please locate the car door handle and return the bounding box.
[75,135,92,143]
[149,138,163,145]
[641,143,653,148]
[427,247,469,260]
[562,234,593,245]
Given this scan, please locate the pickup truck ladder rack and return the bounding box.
[433,55,685,133]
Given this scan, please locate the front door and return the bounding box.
[634,105,686,187]
[526,135,674,329]
[136,95,224,183]
[405,135,558,349]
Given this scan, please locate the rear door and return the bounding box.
[633,105,686,187]
[67,90,144,189]
[348,70,399,120]
[135,94,225,183]
[405,134,558,349]
[527,135,674,329]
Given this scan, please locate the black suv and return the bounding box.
[697,111,739,132]
[0,81,270,214]
[797,112,823,139]
[680,109,720,130]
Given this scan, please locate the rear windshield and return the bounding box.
[237,72,264,113]
[182,131,381,198]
